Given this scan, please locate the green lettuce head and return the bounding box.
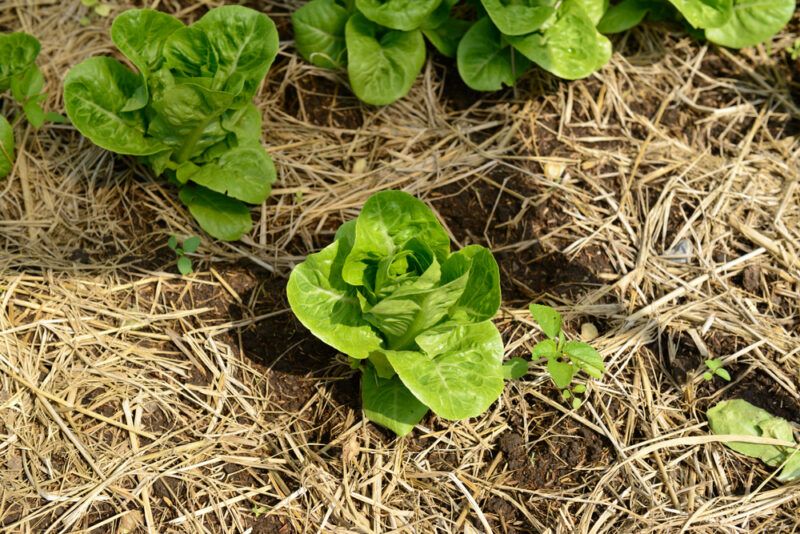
[287,190,513,436]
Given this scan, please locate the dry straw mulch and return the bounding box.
[1,1,799,533]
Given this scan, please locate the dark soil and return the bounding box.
[232,274,359,413]
[279,74,364,130]
[498,425,608,490]
[250,514,295,534]
[653,328,800,424]
[491,392,612,529]
[431,176,611,304]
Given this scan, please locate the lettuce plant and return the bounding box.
[63,7,279,241]
[0,32,66,178]
[708,399,800,482]
[292,0,469,105]
[287,190,520,436]
[457,0,612,91]
[598,0,795,49]
[292,0,793,102]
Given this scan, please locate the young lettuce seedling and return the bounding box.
[167,235,201,275]
[529,304,605,409]
[287,190,521,436]
[63,7,279,241]
[0,32,67,178]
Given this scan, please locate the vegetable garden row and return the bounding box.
[1,1,799,530]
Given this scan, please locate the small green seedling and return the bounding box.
[80,0,112,26]
[0,32,67,178]
[529,304,605,409]
[167,235,201,275]
[789,39,800,61]
[702,358,731,382]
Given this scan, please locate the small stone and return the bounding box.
[118,511,143,534]
[352,158,368,175]
[742,264,760,293]
[581,323,599,342]
[665,239,693,264]
[544,161,566,181]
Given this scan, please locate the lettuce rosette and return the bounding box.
[287,190,517,436]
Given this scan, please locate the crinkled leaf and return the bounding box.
[163,26,218,79]
[597,0,650,33]
[529,304,562,339]
[286,222,384,359]
[342,190,450,286]
[178,184,252,241]
[423,18,472,59]
[704,0,794,48]
[573,0,610,26]
[0,32,40,90]
[547,357,575,389]
[64,56,168,155]
[708,399,797,466]
[668,0,732,28]
[356,0,443,31]
[457,17,532,91]
[364,261,468,350]
[387,321,505,420]
[181,145,276,205]
[361,362,428,436]
[147,74,234,156]
[111,9,183,76]
[441,245,501,323]
[345,13,426,106]
[502,357,529,380]
[479,0,556,36]
[292,0,350,69]
[0,115,14,179]
[563,340,605,378]
[509,0,612,80]
[192,5,279,101]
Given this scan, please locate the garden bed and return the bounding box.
[1,1,799,533]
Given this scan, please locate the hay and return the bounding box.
[1,1,798,532]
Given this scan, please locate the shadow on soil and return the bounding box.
[231,272,361,414]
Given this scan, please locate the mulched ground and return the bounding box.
[1,2,799,533]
